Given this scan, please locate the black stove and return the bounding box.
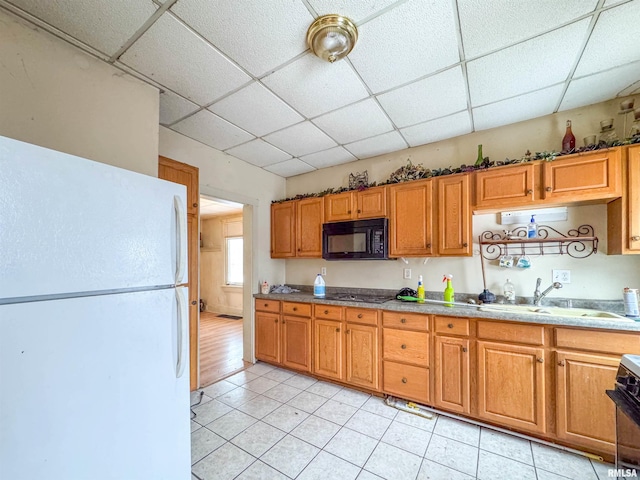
[324,294,394,304]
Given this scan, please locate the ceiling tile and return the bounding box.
[208,82,303,137]
[344,131,408,159]
[560,62,640,112]
[170,0,313,76]
[574,1,640,77]
[473,84,564,131]
[619,79,640,97]
[225,139,291,167]
[300,147,358,169]
[604,0,625,6]
[120,12,250,105]
[264,121,337,157]
[262,54,369,118]
[8,0,157,56]
[347,0,459,93]
[264,159,316,178]
[400,111,472,148]
[377,66,467,128]
[306,0,399,22]
[171,110,254,150]
[467,19,590,107]
[458,0,597,58]
[159,91,199,125]
[312,99,393,144]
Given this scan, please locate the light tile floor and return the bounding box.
[191,362,614,480]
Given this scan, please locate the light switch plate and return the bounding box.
[321,267,327,276]
[553,269,571,284]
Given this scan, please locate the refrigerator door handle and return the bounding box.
[173,195,187,285]
[175,287,188,378]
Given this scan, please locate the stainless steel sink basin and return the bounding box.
[477,304,632,320]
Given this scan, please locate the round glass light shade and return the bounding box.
[307,15,358,63]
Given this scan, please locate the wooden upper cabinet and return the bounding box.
[357,186,387,219]
[389,179,433,257]
[159,156,200,216]
[296,197,323,257]
[324,192,355,222]
[629,146,640,252]
[608,145,640,254]
[271,201,296,258]
[436,174,471,256]
[556,351,619,454]
[474,163,536,210]
[542,149,621,202]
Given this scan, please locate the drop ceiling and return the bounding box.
[3,0,640,178]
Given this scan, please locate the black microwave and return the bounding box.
[322,218,388,260]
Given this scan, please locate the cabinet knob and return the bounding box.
[463,243,468,247]
[426,243,431,248]
[348,210,351,214]
[448,323,454,329]
[401,377,407,384]
[274,319,278,323]
[526,189,533,195]
[193,203,198,208]
[357,313,363,319]
[264,303,268,307]
[346,329,350,334]
[401,344,407,349]
[401,318,407,323]
[545,187,552,192]
[297,248,300,251]
[191,301,197,305]
[324,310,329,314]
[293,307,297,311]
[537,357,544,363]
[336,328,340,332]
[282,320,286,324]
[462,347,468,353]
[632,236,640,241]
[357,209,361,213]
[558,360,565,367]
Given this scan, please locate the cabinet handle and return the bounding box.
[632,236,640,241]
[357,313,363,319]
[462,347,468,353]
[558,360,565,367]
[426,243,431,248]
[346,329,350,334]
[545,187,552,192]
[401,377,407,384]
[324,310,329,314]
[448,323,454,329]
[401,344,407,349]
[537,357,544,363]
[336,328,340,332]
[348,210,351,214]
[526,189,533,195]
[264,303,268,307]
[357,209,361,213]
[463,243,468,247]
[274,319,278,323]
[191,300,197,305]
[282,319,286,324]
[193,202,198,208]
[401,318,407,323]
[293,307,297,311]
[297,248,300,251]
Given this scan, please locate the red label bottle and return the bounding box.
[562,120,575,151]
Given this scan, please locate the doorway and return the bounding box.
[198,197,250,386]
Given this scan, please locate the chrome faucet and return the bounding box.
[533,278,563,306]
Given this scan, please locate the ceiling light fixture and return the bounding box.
[307,14,358,63]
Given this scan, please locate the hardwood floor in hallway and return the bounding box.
[199,311,249,388]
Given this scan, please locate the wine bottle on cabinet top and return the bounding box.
[562,120,575,152]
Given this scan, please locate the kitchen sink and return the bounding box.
[477,304,632,320]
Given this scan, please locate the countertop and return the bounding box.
[254,293,640,332]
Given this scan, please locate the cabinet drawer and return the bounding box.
[255,299,280,313]
[555,328,640,355]
[345,307,378,326]
[314,304,344,321]
[434,316,470,336]
[382,311,429,331]
[282,302,312,317]
[383,361,429,404]
[477,321,544,346]
[383,329,429,367]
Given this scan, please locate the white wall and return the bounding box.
[285,99,640,300]
[0,10,159,176]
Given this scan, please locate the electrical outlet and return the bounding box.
[552,269,571,284]
[403,268,411,280]
[321,267,326,276]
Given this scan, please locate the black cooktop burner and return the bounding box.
[324,294,394,304]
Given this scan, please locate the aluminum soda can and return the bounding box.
[623,288,639,317]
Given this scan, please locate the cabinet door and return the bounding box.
[542,149,621,201]
[474,163,535,209]
[281,316,311,372]
[271,201,296,258]
[556,351,618,454]
[255,312,280,364]
[477,341,546,433]
[296,197,323,258]
[159,156,200,216]
[628,146,640,252]
[313,319,343,381]
[434,336,470,414]
[389,179,433,256]
[324,192,355,222]
[346,324,379,390]
[436,174,471,256]
[357,186,387,219]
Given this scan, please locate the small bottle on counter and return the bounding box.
[314,274,326,298]
[503,279,515,304]
[417,275,425,303]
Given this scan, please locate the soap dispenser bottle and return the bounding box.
[443,274,454,307]
[417,275,425,303]
[527,215,538,238]
[503,278,516,303]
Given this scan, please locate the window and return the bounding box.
[226,237,243,285]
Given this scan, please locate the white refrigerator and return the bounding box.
[0,135,191,479]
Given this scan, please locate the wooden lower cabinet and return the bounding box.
[281,316,311,372]
[383,361,429,404]
[477,340,546,434]
[556,351,619,453]
[255,311,280,364]
[434,335,470,414]
[346,324,379,390]
[313,319,343,381]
